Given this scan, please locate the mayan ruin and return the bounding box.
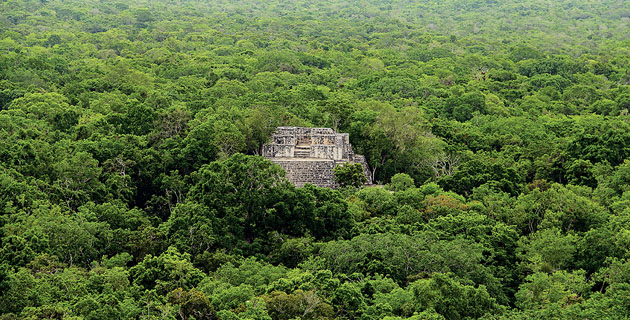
[262,127,372,188]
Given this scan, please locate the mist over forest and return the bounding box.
[1,0,630,319]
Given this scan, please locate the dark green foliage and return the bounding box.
[129,246,205,294]
[411,273,501,320]
[2,0,630,318]
[334,162,368,188]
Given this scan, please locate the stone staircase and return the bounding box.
[294,145,311,158]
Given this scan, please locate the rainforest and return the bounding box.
[1,0,630,319]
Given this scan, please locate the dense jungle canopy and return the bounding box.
[1,0,630,319]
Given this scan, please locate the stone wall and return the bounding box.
[263,144,294,158]
[263,127,349,161]
[263,126,372,188]
[351,154,372,184]
[269,159,337,188]
[311,145,340,160]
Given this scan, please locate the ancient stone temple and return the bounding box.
[263,127,372,188]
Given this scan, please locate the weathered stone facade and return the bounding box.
[263,127,372,188]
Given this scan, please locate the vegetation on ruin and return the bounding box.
[334,162,367,188]
[1,0,630,318]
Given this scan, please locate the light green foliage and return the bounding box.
[167,287,217,320]
[318,232,494,287]
[3,202,113,266]
[213,258,287,294]
[509,183,607,234]
[129,246,205,295]
[332,282,367,318]
[217,297,272,320]
[0,263,143,319]
[387,173,415,192]
[1,0,630,318]
[515,270,590,310]
[162,201,217,256]
[517,228,578,273]
[356,187,397,217]
[210,284,256,311]
[264,290,334,320]
[8,92,79,132]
